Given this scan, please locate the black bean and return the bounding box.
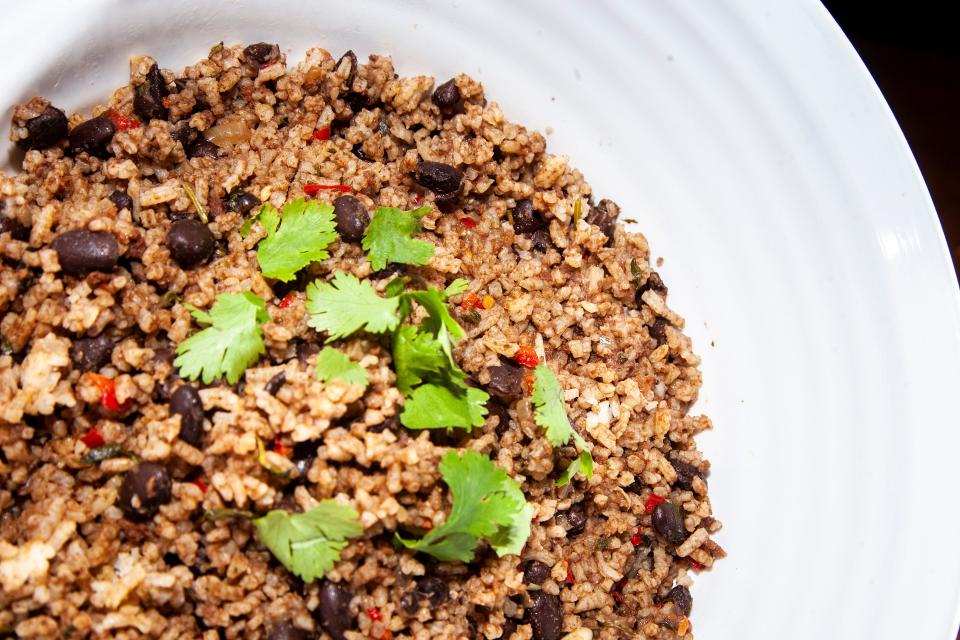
[432,79,461,111]
[336,50,358,87]
[171,122,199,150]
[167,219,215,268]
[666,584,692,617]
[316,581,353,640]
[400,590,419,614]
[243,43,280,67]
[496,619,517,640]
[512,199,545,234]
[69,116,115,157]
[636,271,668,302]
[585,198,619,244]
[264,372,286,396]
[109,190,133,213]
[652,502,687,545]
[70,334,114,372]
[649,317,669,345]
[523,560,551,585]
[267,622,310,640]
[486,398,511,437]
[529,229,552,253]
[332,195,370,243]
[170,385,204,447]
[223,189,261,215]
[526,591,562,640]
[52,229,118,274]
[291,439,319,474]
[118,462,172,520]
[188,139,221,159]
[351,143,370,162]
[671,459,702,491]
[486,363,525,401]
[415,161,462,195]
[434,191,461,213]
[415,576,449,606]
[134,63,168,122]
[559,503,586,537]
[19,105,68,150]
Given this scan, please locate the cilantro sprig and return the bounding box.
[304,270,487,431]
[174,292,269,384]
[393,279,487,430]
[362,206,435,271]
[315,346,368,388]
[396,450,532,562]
[253,501,363,582]
[531,365,594,486]
[246,198,338,281]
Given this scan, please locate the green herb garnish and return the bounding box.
[174,292,269,384]
[396,450,532,562]
[531,365,593,486]
[362,206,435,270]
[314,346,368,388]
[250,199,338,281]
[253,501,363,582]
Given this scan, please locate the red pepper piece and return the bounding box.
[688,558,705,571]
[366,607,382,622]
[312,126,331,141]
[87,373,132,412]
[459,216,477,229]
[459,293,484,311]
[278,293,296,309]
[564,561,575,585]
[644,494,666,514]
[104,109,141,132]
[630,529,643,546]
[192,479,208,493]
[512,346,538,368]
[303,183,351,196]
[273,435,290,457]
[80,427,105,448]
[411,193,424,206]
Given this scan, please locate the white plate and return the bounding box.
[4,1,960,638]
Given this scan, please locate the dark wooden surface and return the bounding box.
[824,1,960,281]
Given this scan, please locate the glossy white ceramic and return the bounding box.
[3,1,960,638]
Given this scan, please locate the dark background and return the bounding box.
[823,1,960,280]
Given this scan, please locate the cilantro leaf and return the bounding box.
[531,365,578,447]
[396,450,531,562]
[444,278,469,297]
[305,271,401,341]
[253,500,363,583]
[255,199,338,281]
[174,292,269,384]
[556,450,594,487]
[315,346,368,388]
[531,365,594,484]
[400,383,488,430]
[362,206,435,271]
[391,324,451,394]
